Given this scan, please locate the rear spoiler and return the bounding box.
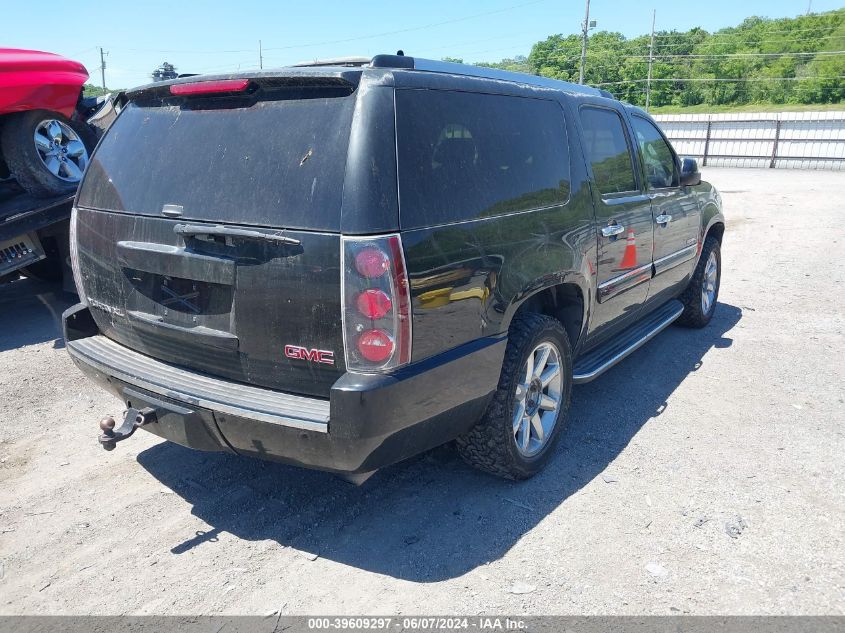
[125,68,362,101]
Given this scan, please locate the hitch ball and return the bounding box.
[97,408,156,452]
[99,416,116,433]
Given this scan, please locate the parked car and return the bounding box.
[63,56,724,482]
[0,48,99,198]
[0,49,123,286]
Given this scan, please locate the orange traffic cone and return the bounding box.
[617,229,638,270]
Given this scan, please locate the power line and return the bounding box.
[422,31,540,54]
[534,48,845,68]
[630,50,845,60]
[104,46,254,54]
[262,0,551,52]
[653,36,845,50]
[653,24,845,38]
[535,35,844,59]
[595,76,845,86]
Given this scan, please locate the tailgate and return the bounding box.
[73,78,357,397]
[74,208,344,397]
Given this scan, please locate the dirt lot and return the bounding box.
[0,168,842,616]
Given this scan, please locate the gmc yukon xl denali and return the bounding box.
[63,55,724,481]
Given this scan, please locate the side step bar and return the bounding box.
[573,300,684,384]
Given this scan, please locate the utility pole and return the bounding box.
[259,40,263,70]
[99,47,107,90]
[578,0,591,84]
[645,10,656,111]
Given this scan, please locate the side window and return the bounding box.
[579,107,638,195]
[395,90,571,228]
[631,116,679,189]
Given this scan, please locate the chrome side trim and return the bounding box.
[67,336,330,433]
[597,263,653,302]
[653,244,697,276]
[573,301,684,383]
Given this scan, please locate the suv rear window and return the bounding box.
[77,91,355,231]
[396,90,570,229]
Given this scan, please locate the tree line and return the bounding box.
[465,8,843,108]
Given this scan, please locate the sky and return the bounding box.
[5,0,841,89]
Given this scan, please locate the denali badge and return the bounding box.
[284,345,335,365]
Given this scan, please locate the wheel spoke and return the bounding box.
[539,364,560,388]
[533,346,551,379]
[62,159,83,180]
[47,121,63,143]
[520,418,531,451]
[44,156,61,175]
[539,394,557,411]
[530,413,544,441]
[524,351,534,383]
[512,400,526,434]
[34,132,52,153]
[65,140,86,158]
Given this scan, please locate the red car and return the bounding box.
[0,48,96,197]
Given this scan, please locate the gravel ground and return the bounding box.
[0,168,842,616]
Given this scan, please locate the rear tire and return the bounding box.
[456,313,572,480]
[677,236,721,328]
[1,110,96,198]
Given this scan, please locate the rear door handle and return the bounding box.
[655,214,672,225]
[601,224,625,237]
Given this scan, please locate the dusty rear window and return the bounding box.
[78,91,355,231]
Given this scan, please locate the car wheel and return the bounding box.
[0,110,96,198]
[677,236,721,328]
[456,313,572,480]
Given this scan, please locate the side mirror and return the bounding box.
[679,157,701,186]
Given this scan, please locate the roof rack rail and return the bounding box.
[369,55,607,98]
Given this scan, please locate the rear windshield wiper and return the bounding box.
[173,223,301,245]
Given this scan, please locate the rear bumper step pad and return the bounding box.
[66,334,330,432]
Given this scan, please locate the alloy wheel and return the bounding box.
[513,341,563,457]
[33,119,88,183]
[700,251,718,315]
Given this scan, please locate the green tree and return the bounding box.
[475,8,844,108]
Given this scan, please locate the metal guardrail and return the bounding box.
[653,111,845,170]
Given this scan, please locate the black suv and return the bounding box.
[63,55,724,481]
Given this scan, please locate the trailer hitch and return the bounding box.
[98,407,157,451]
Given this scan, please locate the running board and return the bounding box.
[573,300,684,384]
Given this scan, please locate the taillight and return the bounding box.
[354,248,390,278]
[357,329,394,363]
[356,289,392,320]
[170,78,250,96]
[68,207,87,305]
[342,234,412,372]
